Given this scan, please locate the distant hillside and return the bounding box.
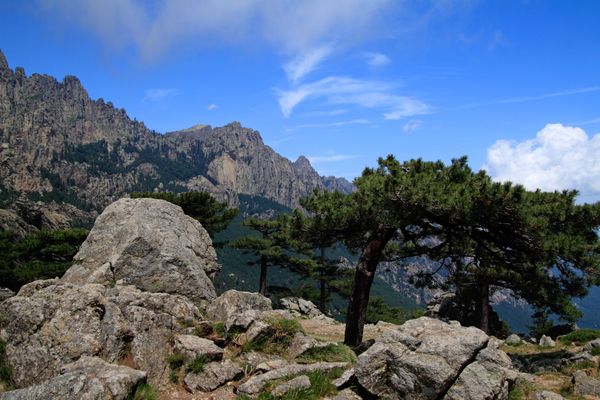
[0,49,352,217]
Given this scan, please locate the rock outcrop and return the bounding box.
[0,356,146,400]
[62,198,219,302]
[355,317,519,400]
[0,50,352,214]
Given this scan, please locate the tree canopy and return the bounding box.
[299,155,600,345]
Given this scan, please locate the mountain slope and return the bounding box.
[0,49,352,213]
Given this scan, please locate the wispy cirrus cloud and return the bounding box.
[403,119,421,133]
[283,44,333,84]
[276,76,430,118]
[364,52,391,68]
[143,88,180,102]
[207,103,218,110]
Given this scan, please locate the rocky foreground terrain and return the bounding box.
[0,198,598,400]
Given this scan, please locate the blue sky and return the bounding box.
[1,0,600,202]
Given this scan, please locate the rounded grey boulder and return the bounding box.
[62,198,219,302]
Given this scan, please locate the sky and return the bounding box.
[1,0,600,202]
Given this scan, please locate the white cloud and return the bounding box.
[143,88,180,102]
[365,52,391,67]
[283,44,333,84]
[276,76,430,118]
[483,123,600,202]
[38,0,393,61]
[307,154,361,163]
[403,119,421,133]
[207,103,218,110]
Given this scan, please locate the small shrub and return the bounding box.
[168,353,184,370]
[177,318,194,329]
[186,355,207,374]
[558,329,600,345]
[194,324,213,337]
[591,347,600,356]
[128,382,157,400]
[560,360,597,375]
[297,344,356,364]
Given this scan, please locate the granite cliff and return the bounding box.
[0,49,352,217]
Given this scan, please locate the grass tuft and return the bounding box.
[297,343,356,364]
[558,329,600,345]
[243,317,303,355]
[128,382,157,400]
[186,355,207,374]
[0,339,12,387]
[168,353,184,370]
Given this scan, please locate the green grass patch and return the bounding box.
[558,329,600,345]
[128,382,157,400]
[212,322,225,337]
[186,355,207,374]
[560,360,597,375]
[507,379,535,400]
[591,347,600,356]
[243,317,303,355]
[236,368,344,400]
[167,353,184,370]
[168,370,178,384]
[297,343,356,364]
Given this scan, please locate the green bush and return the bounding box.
[558,329,600,345]
[591,347,600,356]
[168,370,178,384]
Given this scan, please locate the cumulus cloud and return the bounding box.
[483,123,600,202]
[143,88,181,102]
[365,52,391,67]
[276,76,430,118]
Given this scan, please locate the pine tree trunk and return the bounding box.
[258,256,267,296]
[477,283,490,334]
[319,247,327,312]
[344,229,394,347]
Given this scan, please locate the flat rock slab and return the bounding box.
[237,362,348,395]
[272,375,311,396]
[573,370,600,397]
[173,335,223,362]
[184,359,242,392]
[0,356,146,400]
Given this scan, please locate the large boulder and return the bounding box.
[0,356,146,400]
[355,317,518,400]
[62,198,219,302]
[205,290,272,322]
[0,280,201,388]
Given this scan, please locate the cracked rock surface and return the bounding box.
[355,317,517,400]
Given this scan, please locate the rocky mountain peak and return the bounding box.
[0,49,8,71]
[294,155,311,169]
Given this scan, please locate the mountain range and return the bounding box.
[0,49,352,222]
